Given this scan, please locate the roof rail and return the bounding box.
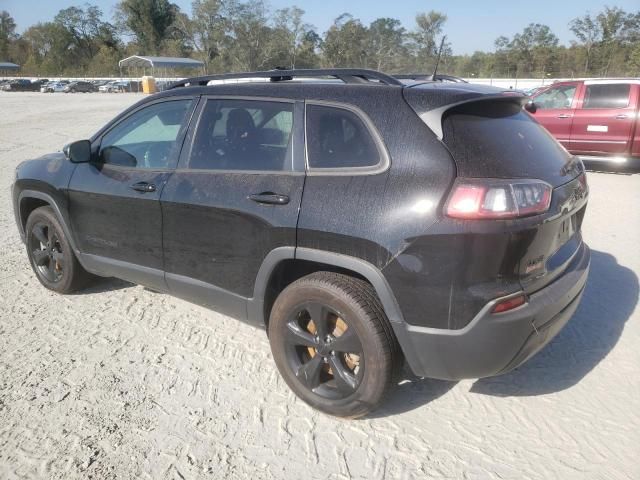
[168,68,404,89]
[394,74,432,80]
[394,73,468,84]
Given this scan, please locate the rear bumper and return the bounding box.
[397,241,590,380]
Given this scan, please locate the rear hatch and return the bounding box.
[404,83,588,294]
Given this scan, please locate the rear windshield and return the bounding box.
[441,101,577,185]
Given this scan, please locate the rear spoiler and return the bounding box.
[404,89,528,140]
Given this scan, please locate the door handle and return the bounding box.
[248,192,290,205]
[557,114,572,119]
[130,181,156,193]
[615,114,628,120]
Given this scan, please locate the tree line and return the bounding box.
[1,1,639,78]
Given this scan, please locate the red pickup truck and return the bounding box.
[525,79,639,165]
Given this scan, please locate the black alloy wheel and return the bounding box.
[269,272,401,418]
[25,206,90,293]
[29,221,65,283]
[283,301,364,400]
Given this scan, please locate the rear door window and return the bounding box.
[305,104,385,171]
[188,99,294,171]
[582,84,630,109]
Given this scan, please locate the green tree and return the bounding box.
[87,44,122,75]
[411,10,447,71]
[366,18,406,71]
[54,5,119,64]
[271,6,314,68]
[493,35,514,76]
[511,23,558,75]
[322,14,368,67]
[185,0,227,71]
[596,6,639,75]
[0,10,17,61]
[629,43,640,76]
[116,0,178,54]
[21,22,74,75]
[223,0,274,70]
[293,30,321,68]
[569,13,601,74]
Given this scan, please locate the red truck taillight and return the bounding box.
[446,179,552,220]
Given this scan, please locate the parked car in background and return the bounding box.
[64,81,96,93]
[3,79,47,92]
[12,68,590,418]
[98,81,118,93]
[526,79,640,165]
[99,80,134,93]
[119,80,141,92]
[40,81,68,93]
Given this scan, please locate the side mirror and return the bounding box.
[524,101,537,113]
[65,140,91,163]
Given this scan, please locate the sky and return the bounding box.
[1,0,638,55]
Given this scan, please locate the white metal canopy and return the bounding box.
[0,62,20,70]
[118,56,204,69]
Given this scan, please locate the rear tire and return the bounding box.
[25,206,91,293]
[268,271,401,418]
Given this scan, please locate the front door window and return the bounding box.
[99,99,194,169]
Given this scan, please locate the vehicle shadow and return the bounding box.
[471,249,638,397]
[367,249,637,417]
[72,276,132,295]
[365,369,457,418]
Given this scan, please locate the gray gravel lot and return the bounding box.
[1,92,639,480]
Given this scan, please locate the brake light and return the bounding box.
[446,179,551,219]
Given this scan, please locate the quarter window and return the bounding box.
[582,84,630,109]
[188,99,294,171]
[533,85,577,110]
[99,99,193,169]
[306,104,382,169]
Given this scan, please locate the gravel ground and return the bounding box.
[1,92,639,480]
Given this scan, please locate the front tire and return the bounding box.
[25,206,90,293]
[269,272,401,418]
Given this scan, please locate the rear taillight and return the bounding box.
[491,293,527,313]
[446,179,552,219]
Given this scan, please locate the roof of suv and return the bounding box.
[168,68,404,89]
[155,68,525,115]
[155,80,401,104]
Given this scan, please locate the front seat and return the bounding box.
[224,108,259,169]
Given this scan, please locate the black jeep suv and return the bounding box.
[12,69,590,417]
